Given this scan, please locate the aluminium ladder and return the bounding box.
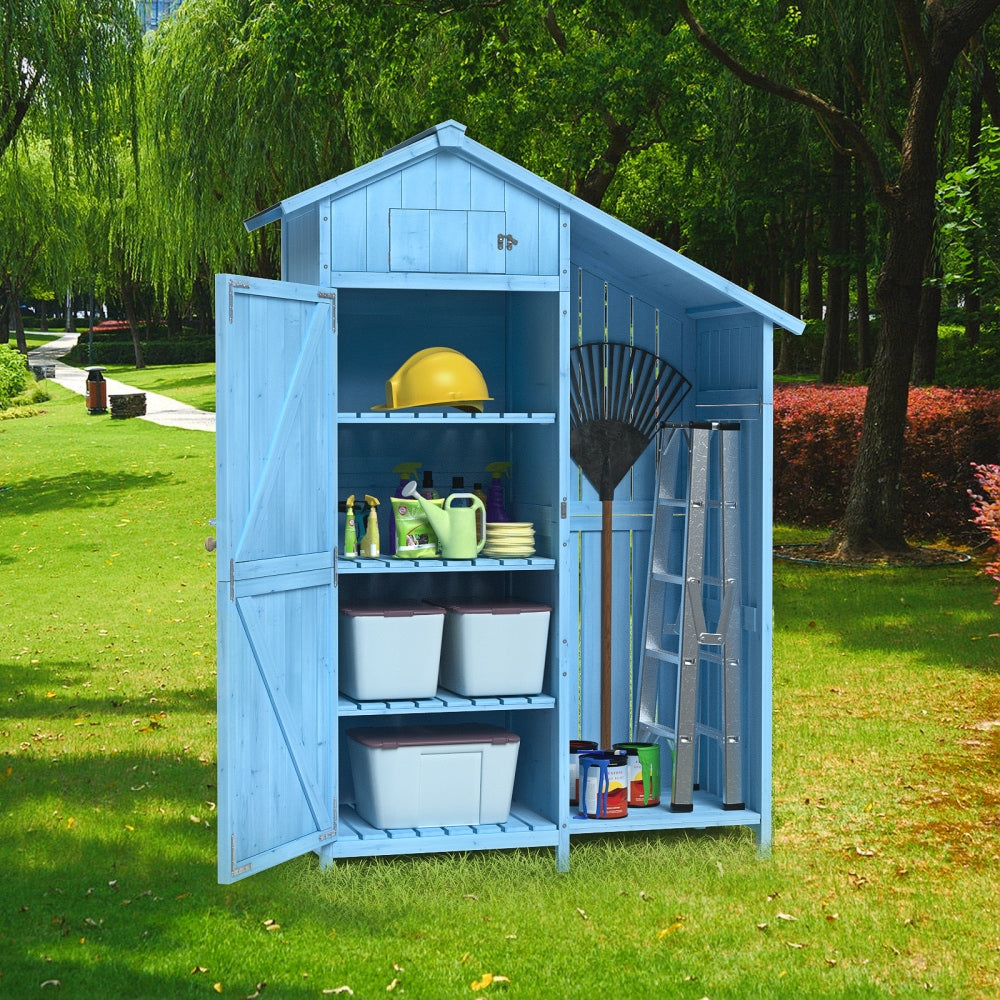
[634,421,745,811]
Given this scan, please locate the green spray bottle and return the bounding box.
[389,462,422,555]
[343,494,357,557]
[360,495,381,557]
[485,461,513,522]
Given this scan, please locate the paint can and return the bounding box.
[613,742,661,807]
[577,750,629,819]
[569,740,598,806]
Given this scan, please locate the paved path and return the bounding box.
[26,332,216,433]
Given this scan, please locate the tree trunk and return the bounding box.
[854,159,873,371]
[120,278,146,370]
[7,276,27,354]
[830,173,938,554]
[965,84,983,345]
[912,252,941,385]
[820,146,851,382]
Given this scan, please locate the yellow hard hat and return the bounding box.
[372,347,493,413]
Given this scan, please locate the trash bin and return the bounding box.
[85,367,107,415]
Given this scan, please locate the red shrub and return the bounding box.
[970,463,1000,602]
[773,384,1000,542]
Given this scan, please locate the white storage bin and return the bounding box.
[432,599,551,696]
[338,602,444,701]
[347,724,520,829]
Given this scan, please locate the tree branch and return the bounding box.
[675,1,893,205]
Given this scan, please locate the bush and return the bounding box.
[969,464,1000,603]
[0,344,30,407]
[774,384,1000,542]
[63,337,214,366]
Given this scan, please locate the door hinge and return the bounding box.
[228,279,251,322]
[560,497,568,519]
[333,546,338,588]
[231,834,251,877]
[318,291,336,333]
[229,559,235,602]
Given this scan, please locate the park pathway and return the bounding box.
[26,332,216,433]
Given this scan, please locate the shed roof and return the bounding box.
[245,120,804,334]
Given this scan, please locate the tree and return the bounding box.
[675,0,1000,556]
[1,1,141,172]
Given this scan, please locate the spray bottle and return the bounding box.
[485,461,513,522]
[343,494,358,557]
[389,462,422,555]
[360,495,381,557]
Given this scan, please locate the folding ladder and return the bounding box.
[633,421,744,811]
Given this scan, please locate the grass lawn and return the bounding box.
[101,364,216,413]
[1,383,999,999]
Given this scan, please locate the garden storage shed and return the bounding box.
[214,120,804,883]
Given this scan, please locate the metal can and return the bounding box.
[578,750,629,819]
[613,742,661,807]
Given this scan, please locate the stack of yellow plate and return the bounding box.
[483,522,535,558]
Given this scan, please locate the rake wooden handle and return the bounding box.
[601,498,613,749]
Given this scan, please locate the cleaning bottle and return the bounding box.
[360,495,381,557]
[343,494,358,557]
[420,469,438,500]
[389,462,422,555]
[485,461,513,522]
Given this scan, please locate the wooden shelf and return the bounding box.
[338,690,556,716]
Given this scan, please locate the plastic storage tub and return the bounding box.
[431,599,551,696]
[347,723,520,829]
[338,602,445,701]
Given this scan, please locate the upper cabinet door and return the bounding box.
[215,275,338,883]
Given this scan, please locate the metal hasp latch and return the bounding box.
[496,233,518,250]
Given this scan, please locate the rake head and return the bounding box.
[570,341,690,500]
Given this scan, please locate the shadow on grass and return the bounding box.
[0,659,215,721]
[0,470,173,518]
[774,560,1000,674]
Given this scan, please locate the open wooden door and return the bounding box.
[215,275,338,883]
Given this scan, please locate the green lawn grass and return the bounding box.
[2,384,999,999]
[102,364,216,413]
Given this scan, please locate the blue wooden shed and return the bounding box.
[214,120,804,882]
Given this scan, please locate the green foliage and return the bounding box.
[774,383,1000,541]
[63,336,214,367]
[970,463,1000,602]
[0,343,30,405]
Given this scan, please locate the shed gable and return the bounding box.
[322,151,561,277]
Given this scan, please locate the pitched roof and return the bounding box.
[245,120,804,333]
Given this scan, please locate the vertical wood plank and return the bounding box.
[366,173,402,273]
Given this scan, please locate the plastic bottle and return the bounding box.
[343,494,357,557]
[360,495,381,557]
[420,470,438,500]
[389,462,422,555]
[484,461,513,522]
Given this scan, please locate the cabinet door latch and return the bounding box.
[560,497,568,519]
[497,233,519,251]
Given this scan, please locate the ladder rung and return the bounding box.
[642,645,679,665]
[637,721,677,742]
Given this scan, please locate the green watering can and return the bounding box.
[401,480,486,559]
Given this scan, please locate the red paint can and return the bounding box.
[577,750,629,819]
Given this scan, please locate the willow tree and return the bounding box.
[1,1,141,170]
[134,0,394,302]
[676,0,1000,557]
